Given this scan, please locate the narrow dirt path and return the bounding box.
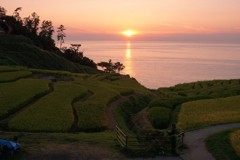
[107,95,131,129]
[181,123,240,160]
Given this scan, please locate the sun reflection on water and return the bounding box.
[123,42,134,76]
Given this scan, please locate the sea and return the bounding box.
[66,41,240,89]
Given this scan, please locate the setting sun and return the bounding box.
[122,30,137,37]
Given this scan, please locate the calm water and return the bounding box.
[67,41,240,89]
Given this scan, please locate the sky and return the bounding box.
[1,0,240,42]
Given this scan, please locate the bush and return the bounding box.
[148,107,171,129]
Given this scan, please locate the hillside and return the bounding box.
[0,35,99,73]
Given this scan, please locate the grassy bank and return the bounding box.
[206,129,240,160]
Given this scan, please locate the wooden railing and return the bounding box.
[115,125,128,148]
[115,125,184,153]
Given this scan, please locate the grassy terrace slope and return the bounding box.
[177,96,240,130]
[230,130,240,157]
[0,70,32,82]
[0,79,50,119]
[0,35,98,73]
[9,82,88,132]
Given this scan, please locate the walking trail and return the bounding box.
[180,123,240,160]
[107,96,240,160]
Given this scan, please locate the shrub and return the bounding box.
[148,107,171,129]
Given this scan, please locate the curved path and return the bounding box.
[180,123,240,160]
[107,95,132,129]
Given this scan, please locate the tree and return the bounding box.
[13,7,22,23]
[57,24,66,49]
[0,6,6,18]
[113,62,125,73]
[39,20,54,38]
[71,44,81,53]
[23,12,40,34]
[97,59,125,73]
[97,59,113,73]
[39,20,56,51]
[61,45,96,69]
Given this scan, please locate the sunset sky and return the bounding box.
[2,0,240,42]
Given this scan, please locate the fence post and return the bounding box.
[125,135,128,149]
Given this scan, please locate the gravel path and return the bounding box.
[180,123,240,160]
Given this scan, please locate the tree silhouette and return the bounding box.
[57,24,66,49]
[0,6,6,17]
[39,20,56,51]
[39,20,54,38]
[61,45,96,68]
[98,59,125,73]
[13,7,22,23]
[23,12,40,34]
[71,44,81,53]
[113,62,125,73]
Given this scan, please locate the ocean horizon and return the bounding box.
[65,40,240,89]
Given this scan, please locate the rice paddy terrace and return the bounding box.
[0,65,151,133]
[1,65,240,159]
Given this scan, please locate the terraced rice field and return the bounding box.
[74,79,120,131]
[0,70,32,82]
[158,79,240,98]
[9,82,88,132]
[177,96,240,130]
[0,79,50,119]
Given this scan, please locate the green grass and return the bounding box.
[230,129,240,157]
[110,76,152,95]
[88,73,151,96]
[74,80,120,131]
[0,131,118,159]
[0,79,50,119]
[0,70,32,82]
[9,82,88,132]
[177,96,240,130]
[206,129,240,160]
[148,107,171,129]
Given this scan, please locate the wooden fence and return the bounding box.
[115,125,184,153]
[115,125,128,148]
